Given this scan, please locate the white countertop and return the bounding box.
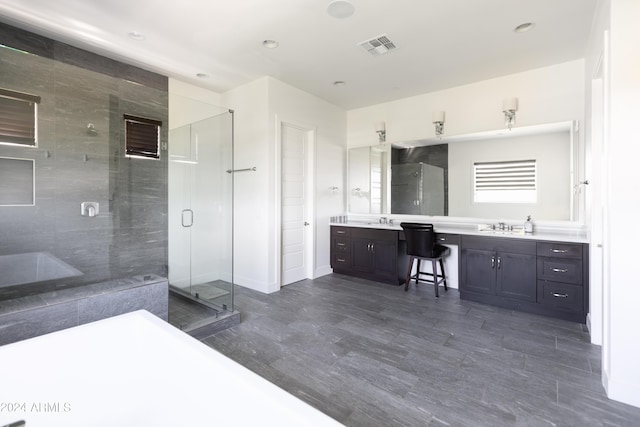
[0,310,343,427]
[330,221,588,243]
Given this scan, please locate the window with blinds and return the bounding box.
[474,159,536,203]
[0,88,40,147]
[124,114,162,159]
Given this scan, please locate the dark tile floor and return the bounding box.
[202,274,640,426]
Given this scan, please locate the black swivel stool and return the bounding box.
[400,222,450,297]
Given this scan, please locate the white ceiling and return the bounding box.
[0,0,597,110]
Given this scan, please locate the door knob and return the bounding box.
[304,221,310,226]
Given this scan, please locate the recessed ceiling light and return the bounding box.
[128,31,145,41]
[514,22,535,33]
[327,1,355,19]
[262,40,279,49]
[196,73,208,78]
[333,81,346,86]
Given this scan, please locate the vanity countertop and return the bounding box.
[330,221,588,244]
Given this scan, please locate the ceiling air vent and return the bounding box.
[358,34,397,56]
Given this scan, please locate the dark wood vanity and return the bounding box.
[331,226,409,285]
[331,225,589,323]
[459,235,588,322]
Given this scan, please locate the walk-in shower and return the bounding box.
[0,26,170,301]
[168,98,234,319]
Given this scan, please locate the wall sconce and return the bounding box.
[374,121,386,143]
[502,97,518,129]
[432,111,445,137]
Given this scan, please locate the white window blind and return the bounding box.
[474,159,536,203]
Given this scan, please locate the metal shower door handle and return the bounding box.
[181,209,194,227]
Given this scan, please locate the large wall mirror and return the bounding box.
[347,121,579,222]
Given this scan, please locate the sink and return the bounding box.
[477,224,525,235]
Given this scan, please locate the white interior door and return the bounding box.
[281,124,311,285]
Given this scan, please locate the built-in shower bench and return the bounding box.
[0,274,168,346]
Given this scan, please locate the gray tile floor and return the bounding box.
[202,274,640,426]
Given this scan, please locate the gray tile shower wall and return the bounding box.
[0,22,169,298]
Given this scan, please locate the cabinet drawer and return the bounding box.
[537,242,582,259]
[331,226,351,237]
[436,233,460,245]
[537,258,582,285]
[537,281,583,312]
[332,236,350,253]
[461,235,536,255]
[350,227,397,242]
[331,254,351,268]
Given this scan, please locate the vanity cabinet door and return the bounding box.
[461,248,496,295]
[351,236,374,274]
[334,227,401,285]
[371,239,398,282]
[496,252,537,302]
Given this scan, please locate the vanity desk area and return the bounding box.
[330,221,588,323]
[338,120,590,323]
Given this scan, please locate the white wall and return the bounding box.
[168,79,223,129]
[221,77,271,291]
[585,0,640,409]
[221,77,346,293]
[347,60,585,148]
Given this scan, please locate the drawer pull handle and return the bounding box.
[551,292,569,298]
[491,256,495,269]
[337,243,346,246]
[551,249,569,253]
[337,258,346,262]
[439,237,446,241]
[337,231,346,234]
[551,268,568,273]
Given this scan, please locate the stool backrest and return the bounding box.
[400,222,437,257]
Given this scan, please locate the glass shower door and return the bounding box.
[168,110,233,312]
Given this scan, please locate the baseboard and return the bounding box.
[605,369,640,408]
[233,274,280,294]
[315,265,333,278]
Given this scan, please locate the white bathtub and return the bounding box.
[0,310,343,427]
[0,252,82,288]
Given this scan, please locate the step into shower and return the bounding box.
[168,290,240,340]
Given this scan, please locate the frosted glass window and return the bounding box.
[0,157,35,205]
